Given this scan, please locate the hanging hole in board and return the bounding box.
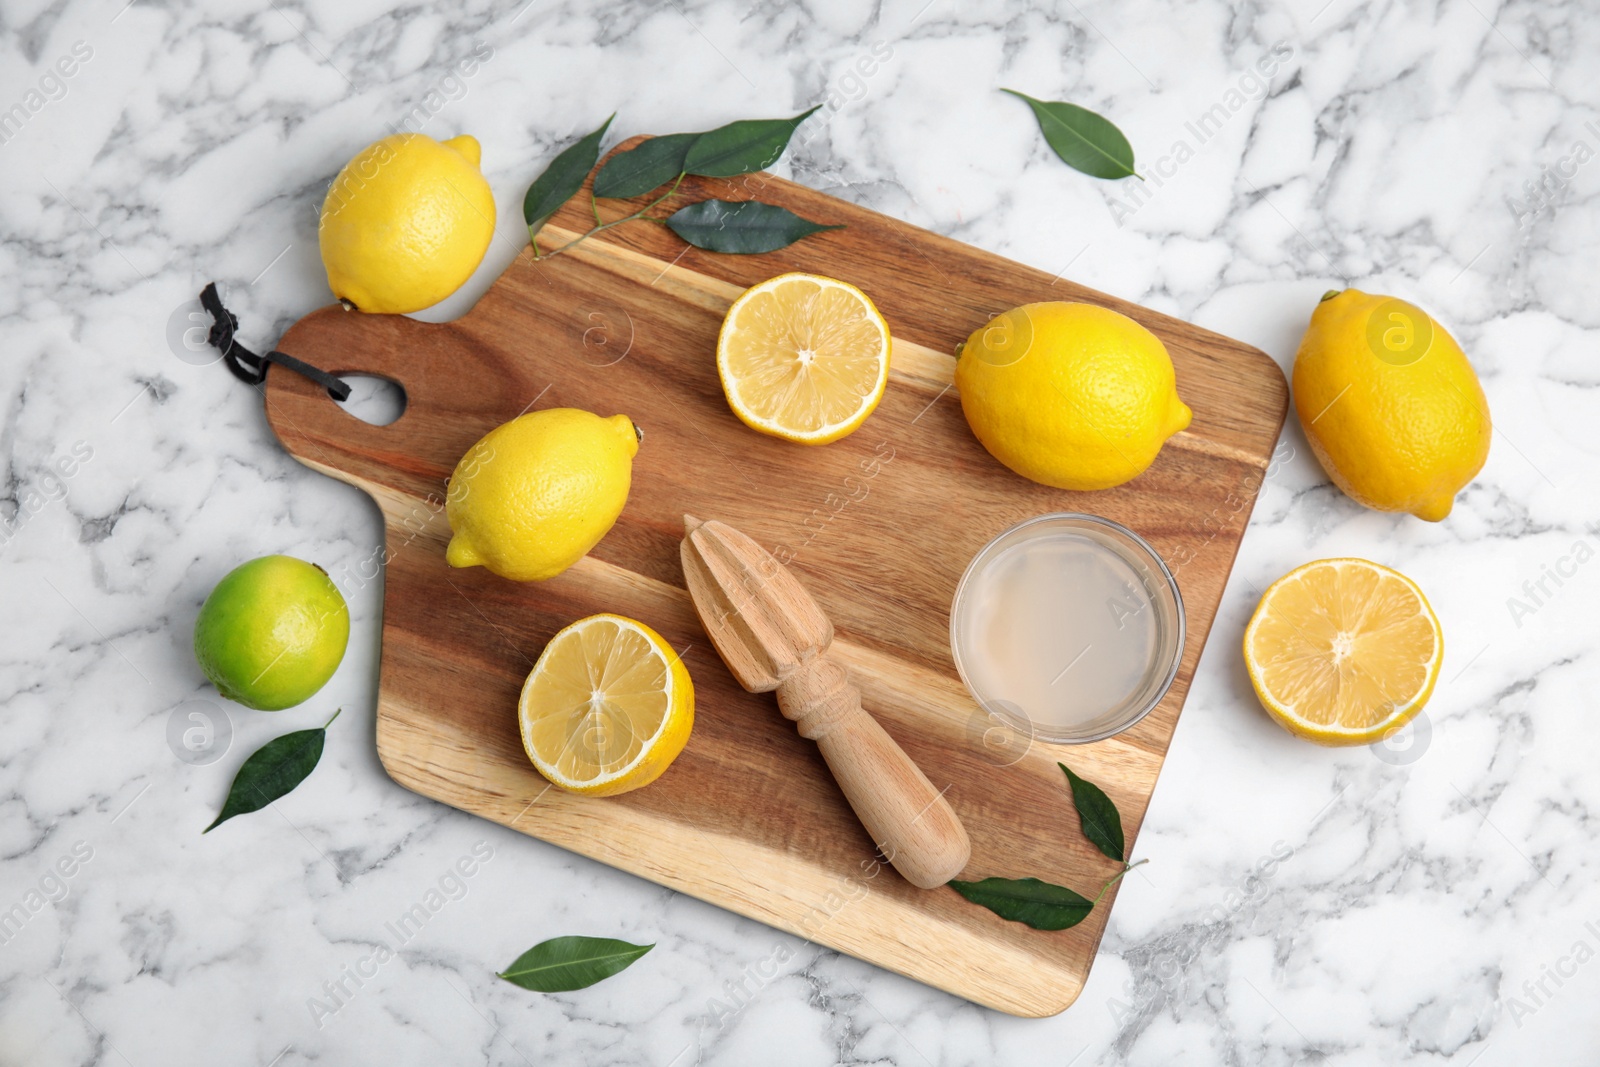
[335,374,407,427]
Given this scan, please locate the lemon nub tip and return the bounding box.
[446,536,482,569]
[608,415,642,451]
[444,134,482,166]
[1412,497,1455,522]
[1167,398,1193,437]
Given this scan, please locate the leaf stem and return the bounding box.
[1091,857,1148,907]
[538,172,686,260]
[638,171,687,216]
[323,707,342,729]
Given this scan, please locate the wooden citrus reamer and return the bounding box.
[680,516,971,889]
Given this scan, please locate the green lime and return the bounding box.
[194,555,349,711]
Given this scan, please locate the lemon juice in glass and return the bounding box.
[950,514,1184,744]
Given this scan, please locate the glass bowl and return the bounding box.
[950,513,1185,745]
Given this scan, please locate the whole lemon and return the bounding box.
[1294,289,1490,521]
[446,409,640,582]
[955,302,1192,490]
[319,133,495,314]
[193,555,350,711]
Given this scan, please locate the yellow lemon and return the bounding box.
[954,302,1192,490]
[1293,289,1490,521]
[319,133,495,314]
[445,409,639,582]
[519,613,693,796]
[716,272,891,445]
[1243,558,1442,746]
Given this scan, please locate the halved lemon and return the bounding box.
[1243,559,1442,745]
[716,272,891,444]
[518,614,693,796]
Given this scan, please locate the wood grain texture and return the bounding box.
[264,137,1288,1016]
[681,516,971,889]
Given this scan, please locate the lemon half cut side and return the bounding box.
[1243,558,1442,746]
[518,614,693,796]
[716,272,891,445]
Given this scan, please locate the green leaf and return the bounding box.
[1002,89,1138,180]
[947,877,1094,931]
[204,709,339,833]
[666,198,842,254]
[593,132,699,199]
[524,114,614,241]
[497,936,654,992]
[682,107,819,177]
[1060,763,1125,863]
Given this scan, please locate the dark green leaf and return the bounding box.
[593,133,699,199]
[682,107,819,177]
[666,198,843,254]
[1002,89,1138,180]
[948,877,1094,931]
[204,709,339,833]
[497,936,654,992]
[523,114,614,239]
[1060,763,1125,862]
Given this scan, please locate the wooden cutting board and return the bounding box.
[265,138,1288,1017]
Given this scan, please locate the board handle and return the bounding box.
[776,656,972,889]
[267,308,466,480]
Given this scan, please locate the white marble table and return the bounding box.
[3,0,1596,1063]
